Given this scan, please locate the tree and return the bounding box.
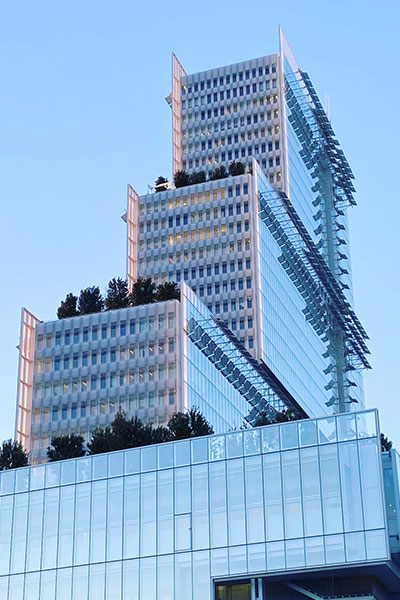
[381,433,392,452]
[87,426,115,455]
[78,286,104,315]
[151,426,172,444]
[0,440,29,470]
[210,165,228,180]
[168,408,213,440]
[155,281,180,302]
[254,408,299,427]
[155,175,168,192]
[130,277,156,306]
[174,170,191,188]
[87,410,154,455]
[47,434,86,462]
[229,161,245,176]
[104,277,130,310]
[57,293,79,319]
[189,170,207,185]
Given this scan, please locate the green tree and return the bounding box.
[174,170,191,188]
[0,440,29,470]
[151,426,172,444]
[104,277,130,310]
[87,410,154,455]
[78,286,104,315]
[155,175,168,192]
[155,281,180,302]
[381,433,392,452]
[254,408,299,427]
[87,425,115,455]
[210,165,228,180]
[57,293,79,319]
[168,408,213,440]
[130,277,156,306]
[47,434,86,462]
[189,170,207,184]
[229,161,245,176]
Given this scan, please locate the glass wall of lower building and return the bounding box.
[0,410,389,599]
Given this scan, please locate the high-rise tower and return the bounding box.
[126,28,369,418]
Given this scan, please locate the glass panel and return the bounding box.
[262,425,280,452]
[358,438,384,529]
[345,531,366,562]
[175,467,191,514]
[356,411,377,439]
[266,540,285,570]
[56,567,72,600]
[15,467,30,493]
[72,565,88,600]
[193,550,210,600]
[141,472,156,556]
[107,478,123,560]
[158,470,173,554]
[226,432,243,458]
[93,454,108,479]
[337,413,357,441]
[45,462,60,487]
[158,443,174,469]
[175,552,192,600]
[1,470,15,495]
[175,440,191,466]
[158,554,174,600]
[365,529,388,559]
[299,420,317,447]
[247,543,266,572]
[30,465,45,490]
[109,451,124,477]
[325,534,345,564]
[317,417,337,444]
[305,536,325,566]
[61,460,76,485]
[280,422,298,449]
[229,545,247,574]
[211,548,228,577]
[42,487,59,569]
[76,457,91,482]
[244,429,260,455]
[282,450,303,538]
[227,459,246,545]
[319,445,343,534]
[123,559,139,600]
[74,483,91,565]
[191,437,208,463]
[90,480,106,563]
[125,448,140,474]
[26,490,43,571]
[300,447,323,536]
[175,513,191,550]
[106,561,122,600]
[89,563,105,599]
[245,455,265,542]
[124,475,139,558]
[209,435,225,461]
[338,442,363,531]
[10,493,28,574]
[141,446,156,472]
[192,464,210,550]
[9,573,24,600]
[263,453,283,541]
[25,571,40,600]
[209,461,227,547]
[58,485,75,567]
[286,538,305,568]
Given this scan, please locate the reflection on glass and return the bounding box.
[325,534,345,564]
[26,490,43,571]
[211,548,228,577]
[226,432,243,458]
[141,446,156,472]
[345,531,366,562]
[286,538,305,568]
[280,422,298,450]
[209,436,225,461]
[123,558,139,600]
[76,458,91,483]
[175,440,191,466]
[244,429,260,455]
[89,562,105,600]
[9,573,24,600]
[365,529,388,560]
[141,472,156,556]
[192,464,209,550]
[299,420,317,447]
[319,445,343,534]
[56,567,72,600]
[74,483,90,565]
[245,456,265,543]
[107,478,123,561]
[266,540,285,570]
[337,414,357,442]
[93,454,108,480]
[247,543,266,572]
[193,550,210,600]
[158,554,174,600]
[338,442,363,531]
[10,493,28,574]
[282,450,303,538]
[109,451,123,477]
[158,470,173,554]
[106,561,122,600]
[356,411,377,439]
[300,447,323,536]
[175,552,192,600]
[227,458,246,545]
[358,438,384,529]
[24,571,40,600]
[318,417,337,444]
[72,565,88,600]
[42,487,59,569]
[58,485,75,567]
[229,544,247,574]
[61,460,76,485]
[210,462,227,547]
[45,462,60,487]
[124,448,140,475]
[262,425,279,452]
[30,465,45,491]
[305,536,324,566]
[191,437,208,463]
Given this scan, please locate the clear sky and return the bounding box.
[1,0,399,446]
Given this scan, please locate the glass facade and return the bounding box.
[0,410,390,599]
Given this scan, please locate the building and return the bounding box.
[15,284,301,463]
[1,411,400,599]
[126,28,369,418]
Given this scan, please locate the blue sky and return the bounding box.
[1,0,399,446]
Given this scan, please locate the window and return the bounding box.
[101,324,107,339]
[81,402,87,418]
[52,407,58,422]
[71,403,77,419]
[63,356,70,369]
[74,329,79,343]
[83,327,89,342]
[64,331,70,345]
[248,317,253,328]
[62,405,68,420]
[120,322,126,336]
[91,351,97,366]
[73,353,79,368]
[111,323,116,337]
[54,357,61,372]
[55,332,61,346]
